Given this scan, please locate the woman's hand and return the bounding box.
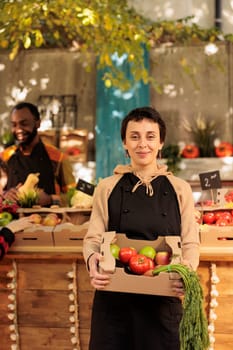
[88,252,111,289]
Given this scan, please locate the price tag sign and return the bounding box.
[199,170,222,190]
[76,179,95,196]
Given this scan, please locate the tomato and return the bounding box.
[225,190,233,203]
[129,254,151,275]
[202,212,216,225]
[203,200,214,206]
[119,247,137,264]
[225,194,233,203]
[139,245,156,260]
[181,144,200,158]
[214,211,223,221]
[220,211,232,223]
[110,244,120,259]
[215,218,229,226]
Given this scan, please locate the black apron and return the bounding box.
[89,174,183,350]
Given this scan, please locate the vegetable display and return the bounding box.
[70,190,93,208]
[153,264,209,350]
[17,173,40,207]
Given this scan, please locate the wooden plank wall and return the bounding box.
[0,257,94,350]
[0,256,233,350]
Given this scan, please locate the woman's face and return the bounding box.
[123,118,163,169]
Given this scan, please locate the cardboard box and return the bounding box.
[99,232,181,297]
[200,225,233,246]
[17,207,91,225]
[53,221,89,248]
[9,226,54,251]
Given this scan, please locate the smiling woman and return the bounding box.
[83,106,200,350]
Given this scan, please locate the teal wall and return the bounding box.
[96,50,150,180]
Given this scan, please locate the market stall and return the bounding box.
[0,188,233,350]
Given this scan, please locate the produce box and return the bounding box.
[17,207,91,225]
[200,225,233,247]
[8,208,91,252]
[53,221,89,248]
[9,225,54,251]
[99,232,181,297]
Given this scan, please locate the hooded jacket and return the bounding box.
[83,164,200,270]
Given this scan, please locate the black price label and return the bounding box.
[199,170,222,190]
[76,179,95,196]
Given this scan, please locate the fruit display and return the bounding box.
[195,188,233,227]
[29,212,61,226]
[0,212,13,227]
[202,209,233,226]
[0,198,19,227]
[111,243,172,275]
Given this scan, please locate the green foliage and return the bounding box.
[66,187,77,207]
[162,144,182,174]
[153,264,210,350]
[0,0,232,90]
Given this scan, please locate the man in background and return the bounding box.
[1,102,75,207]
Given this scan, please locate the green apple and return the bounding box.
[110,243,121,259]
[139,245,156,260]
[0,212,13,226]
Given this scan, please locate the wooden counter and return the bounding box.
[0,248,233,350]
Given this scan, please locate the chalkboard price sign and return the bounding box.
[76,179,95,196]
[199,170,222,190]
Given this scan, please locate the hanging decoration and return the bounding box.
[67,262,81,350]
[7,260,20,350]
[208,263,220,350]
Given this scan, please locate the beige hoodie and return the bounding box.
[83,164,200,270]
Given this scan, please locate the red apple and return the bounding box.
[155,251,171,265]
